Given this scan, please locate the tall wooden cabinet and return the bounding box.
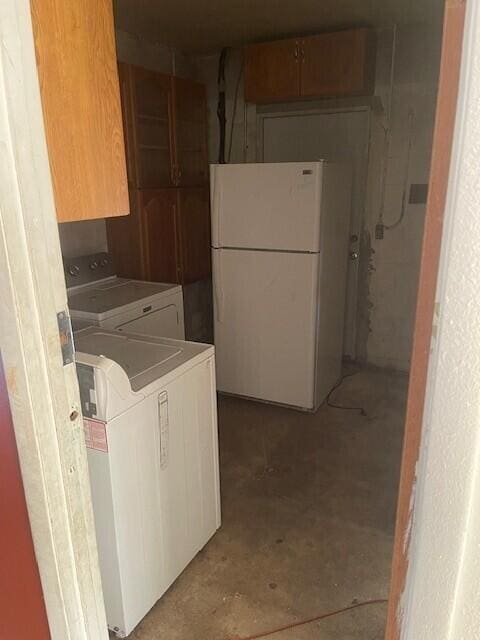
[107,64,211,285]
[173,77,210,187]
[31,0,129,222]
[245,28,376,104]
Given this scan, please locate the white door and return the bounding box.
[213,248,319,409]
[261,109,370,358]
[211,162,323,252]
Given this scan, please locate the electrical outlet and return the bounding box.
[375,223,384,240]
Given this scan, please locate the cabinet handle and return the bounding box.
[171,165,182,186]
[294,43,299,61]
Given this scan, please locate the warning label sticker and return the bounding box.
[83,418,108,453]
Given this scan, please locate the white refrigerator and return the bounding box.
[210,161,351,411]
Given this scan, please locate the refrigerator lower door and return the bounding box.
[213,248,319,409]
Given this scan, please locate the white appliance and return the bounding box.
[210,161,351,411]
[75,328,221,638]
[65,253,185,338]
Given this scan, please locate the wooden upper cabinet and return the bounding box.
[119,65,209,189]
[244,28,376,104]
[244,38,300,103]
[301,28,376,98]
[31,0,129,222]
[125,65,176,188]
[173,77,209,187]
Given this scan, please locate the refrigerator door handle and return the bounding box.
[212,250,225,323]
[211,168,222,247]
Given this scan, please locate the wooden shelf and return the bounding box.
[139,144,170,151]
[137,113,169,123]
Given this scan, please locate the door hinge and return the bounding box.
[57,310,74,366]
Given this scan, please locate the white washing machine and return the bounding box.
[65,252,185,338]
[75,327,221,637]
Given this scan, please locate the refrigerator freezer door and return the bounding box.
[211,162,324,252]
[213,248,319,409]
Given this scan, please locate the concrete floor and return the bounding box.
[125,368,407,640]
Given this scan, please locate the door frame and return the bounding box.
[256,104,371,359]
[0,0,473,639]
[0,2,108,639]
[384,1,467,638]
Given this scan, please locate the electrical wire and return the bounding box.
[226,598,388,640]
[227,57,245,163]
[217,48,228,164]
[377,24,397,229]
[385,108,415,230]
[326,371,367,416]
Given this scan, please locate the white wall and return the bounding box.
[58,220,108,258]
[401,2,480,636]
[115,29,194,77]
[194,22,442,371]
[57,30,194,259]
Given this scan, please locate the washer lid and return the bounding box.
[68,278,182,320]
[74,328,213,392]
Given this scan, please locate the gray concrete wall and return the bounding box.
[361,25,441,371]
[194,22,442,370]
[58,219,108,258]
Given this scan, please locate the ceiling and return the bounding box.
[114,0,445,53]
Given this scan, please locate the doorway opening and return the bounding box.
[2,1,467,639]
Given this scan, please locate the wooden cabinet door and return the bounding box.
[301,29,376,98]
[129,67,176,188]
[31,0,129,222]
[173,78,209,186]
[177,188,211,284]
[118,63,137,188]
[141,189,181,283]
[245,39,300,103]
[106,189,145,279]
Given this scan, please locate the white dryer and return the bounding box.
[65,252,185,338]
[75,327,221,638]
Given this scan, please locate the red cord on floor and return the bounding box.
[227,598,388,640]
